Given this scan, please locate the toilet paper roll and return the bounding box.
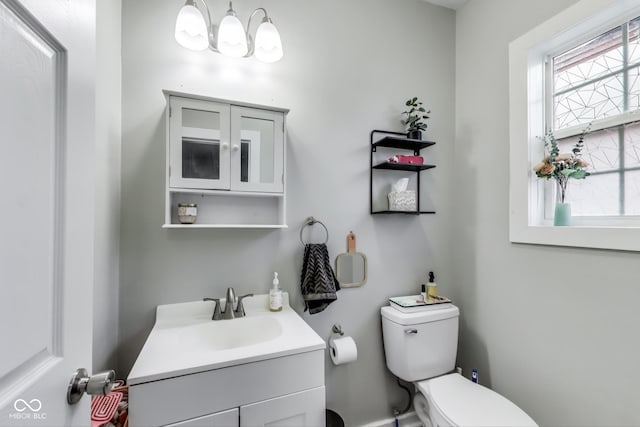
[329,336,358,365]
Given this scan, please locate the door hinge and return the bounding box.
[169,106,172,117]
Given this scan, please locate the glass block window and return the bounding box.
[549,15,640,217]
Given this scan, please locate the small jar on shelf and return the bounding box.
[177,203,197,224]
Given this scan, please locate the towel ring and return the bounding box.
[300,216,329,245]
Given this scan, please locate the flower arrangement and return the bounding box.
[532,126,590,203]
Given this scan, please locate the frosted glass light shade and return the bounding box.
[254,21,283,63]
[217,14,248,57]
[174,3,209,51]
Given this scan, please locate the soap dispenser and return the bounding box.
[269,272,283,312]
[427,271,438,301]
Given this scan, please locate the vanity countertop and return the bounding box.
[127,293,325,385]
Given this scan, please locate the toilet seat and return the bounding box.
[415,373,537,427]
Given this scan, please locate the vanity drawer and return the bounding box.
[129,349,324,426]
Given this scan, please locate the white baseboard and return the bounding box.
[360,411,422,427]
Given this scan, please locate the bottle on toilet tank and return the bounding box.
[269,272,283,312]
[427,271,438,301]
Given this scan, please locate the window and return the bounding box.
[509,0,640,251]
[549,16,640,218]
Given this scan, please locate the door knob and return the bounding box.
[232,144,240,152]
[221,142,229,150]
[66,368,115,405]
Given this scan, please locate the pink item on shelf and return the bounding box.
[388,154,424,164]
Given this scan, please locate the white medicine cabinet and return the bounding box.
[163,91,288,228]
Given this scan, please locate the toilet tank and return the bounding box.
[381,304,459,382]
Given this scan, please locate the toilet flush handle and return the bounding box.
[404,329,418,335]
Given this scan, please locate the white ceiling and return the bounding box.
[423,0,468,10]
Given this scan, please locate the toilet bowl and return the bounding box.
[380,303,537,427]
[414,373,536,427]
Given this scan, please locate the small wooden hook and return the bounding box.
[347,231,356,252]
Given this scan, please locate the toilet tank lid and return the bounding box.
[381,304,459,325]
[417,374,537,427]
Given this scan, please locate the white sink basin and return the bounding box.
[176,315,283,351]
[128,293,325,385]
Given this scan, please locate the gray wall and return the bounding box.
[94,0,121,372]
[454,1,640,425]
[118,0,455,425]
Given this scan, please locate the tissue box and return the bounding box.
[388,190,416,211]
[388,155,424,164]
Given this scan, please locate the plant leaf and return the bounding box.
[570,170,587,179]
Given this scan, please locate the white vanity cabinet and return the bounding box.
[164,91,288,228]
[164,391,326,427]
[129,350,325,427]
[127,296,326,427]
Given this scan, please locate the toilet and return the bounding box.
[381,303,537,427]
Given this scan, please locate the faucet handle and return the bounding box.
[203,298,221,320]
[235,294,254,317]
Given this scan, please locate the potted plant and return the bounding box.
[402,97,430,140]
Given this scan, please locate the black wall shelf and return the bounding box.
[372,136,436,154]
[370,130,436,215]
[373,162,436,172]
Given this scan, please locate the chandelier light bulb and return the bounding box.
[254,20,283,63]
[174,2,209,51]
[217,12,248,57]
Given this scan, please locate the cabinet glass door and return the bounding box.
[169,97,230,189]
[230,107,284,193]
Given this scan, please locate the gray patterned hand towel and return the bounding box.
[300,243,340,314]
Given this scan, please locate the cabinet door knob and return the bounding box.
[221,142,229,150]
[232,144,240,152]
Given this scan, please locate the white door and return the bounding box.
[0,0,96,425]
[166,408,239,427]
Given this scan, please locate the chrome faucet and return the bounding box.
[203,288,253,320]
[223,287,236,320]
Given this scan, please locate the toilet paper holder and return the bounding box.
[331,324,344,337]
[329,324,345,346]
[328,324,358,365]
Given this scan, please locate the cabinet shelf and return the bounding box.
[371,210,437,215]
[169,188,285,198]
[162,224,288,229]
[369,129,436,215]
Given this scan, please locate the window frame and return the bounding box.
[509,0,640,251]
